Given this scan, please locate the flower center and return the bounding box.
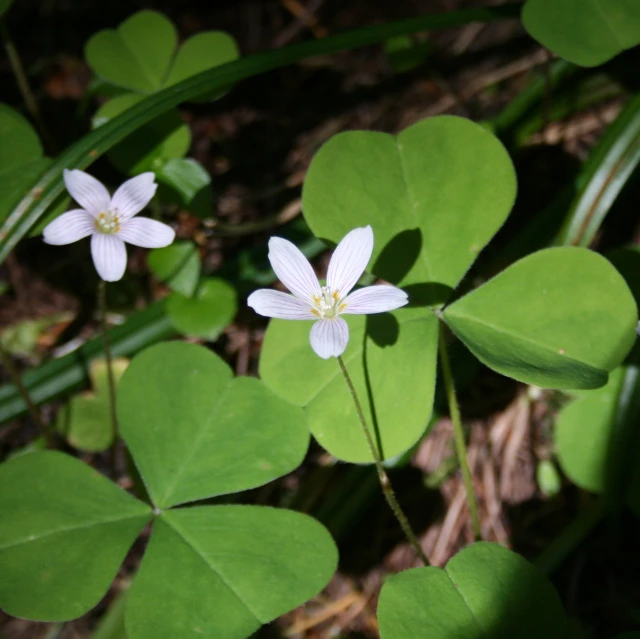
[94,210,121,235]
[312,286,347,319]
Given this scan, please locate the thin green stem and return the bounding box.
[438,328,482,540]
[337,355,429,566]
[0,341,54,446]
[98,281,118,445]
[0,19,56,153]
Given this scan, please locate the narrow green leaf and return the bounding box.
[444,248,638,389]
[555,93,640,247]
[147,240,201,297]
[0,301,174,427]
[117,342,309,509]
[85,10,178,93]
[126,506,337,639]
[92,94,190,175]
[166,277,237,341]
[0,0,15,17]
[522,0,640,67]
[260,307,438,463]
[0,451,151,620]
[302,116,516,293]
[0,4,520,265]
[378,542,565,638]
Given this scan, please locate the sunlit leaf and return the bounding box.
[260,307,438,463]
[302,116,516,295]
[0,451,151,620]
[126,506,337,639]
[148,240,201,297]
[85,10,178,93]
[443,248,637,389]
[378,542,565,638]
[166,277,237,341]
[117,342,309,509]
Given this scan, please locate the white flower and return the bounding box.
[248,225,408,359]
[43,169,175,282]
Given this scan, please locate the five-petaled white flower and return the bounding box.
[43,169,175,282]
[248,225,408,359]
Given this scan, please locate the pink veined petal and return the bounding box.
[63,169,111,216]
[247,289,317,320]
[91,234,127,282]
[327,225,374,298]
[309,317,349,359]
[268,236,322,303]
[110,172,157,220]
[342,285,408,315]
[118,217,175,248]
[42,209,96,245]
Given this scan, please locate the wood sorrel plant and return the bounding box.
[2,2,640,638]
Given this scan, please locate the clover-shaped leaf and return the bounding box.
[555,364,640,518]
[0,451,152,620]
[522,0,640,67]
[0,104,51,225]
[85,10,239,97]
[148,240,201,297]
[166,277,237,341]
[0,343,336,637]
[443,248,637,389]
[377,542,565,639]
[156,158,214,218]
[57,358,129,452]
[260,307,438,463]
[117,342,309,508]
[126,506,338,639]
[302,116,516,295]
[85,11,178,94]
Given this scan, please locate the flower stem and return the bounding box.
[337,355,429,566]
[0,19,56,153]
[438,328,482,540]
[0,341,54,446]
[98,281,119,445]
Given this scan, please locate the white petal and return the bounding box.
[268,237,321,302]
[110,172,157,220]
[248,289,317,320]
[42,209,95,245]
[91,234,127,282]
[327,226,374,298]
[63,169,111,216]
[342,285,408,315]
[118,217,175,248]
[310,318,349,359]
